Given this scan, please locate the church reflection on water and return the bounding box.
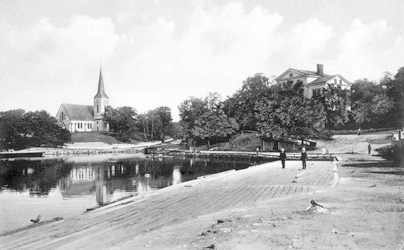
[1,155,269,206]
[58,160,186,206]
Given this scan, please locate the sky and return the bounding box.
[1,0,403,121]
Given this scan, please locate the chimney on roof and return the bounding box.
[317,64,324,76]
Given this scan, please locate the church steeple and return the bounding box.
[94,69,109,98]
[93,67,110,132]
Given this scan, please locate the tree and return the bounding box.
[103,106,138,142]
[154,106,173,142]
[146,110,162,141]
[312,84,351,128]
[191,93,239,148]
[255,89,329,140]
[351,79,381,104]
[351,77,396,128]
[24,110,71,147]
[179,93,239,147]
[178,96,208,139]
[223,73,271,131]
[137,113,149,141]
[384,67,404,127]
[0,109,70,150]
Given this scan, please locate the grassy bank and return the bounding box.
[70,132,123,144]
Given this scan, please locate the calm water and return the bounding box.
[0,153,274,233]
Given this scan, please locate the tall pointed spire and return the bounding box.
[94,68,109,98]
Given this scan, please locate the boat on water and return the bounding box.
[0,150,45,159]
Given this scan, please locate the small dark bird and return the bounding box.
[311,200,324,208]
[30,215,41,223]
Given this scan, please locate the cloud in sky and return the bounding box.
[332,19,404,81]
[0,1,403,120]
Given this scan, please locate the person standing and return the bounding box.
[322,146,326,156]
[279,148,286,169]
[368,143,371,155]
[301,147,307,169]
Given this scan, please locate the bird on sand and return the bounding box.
[311,200,324,208]
[30,215,41,223]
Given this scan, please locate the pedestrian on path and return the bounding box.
[368,143,371,154]
[301,147,307,169]
[279,148,286,169]
[322,146,326,155]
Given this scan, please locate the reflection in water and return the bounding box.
[0,154,274,229]
[172,165,182,185]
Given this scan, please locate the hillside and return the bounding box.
[216,134,261,151]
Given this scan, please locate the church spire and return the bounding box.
[94,68,109,98]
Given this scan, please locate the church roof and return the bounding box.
[61,104,94,121]
[94,69,109,99]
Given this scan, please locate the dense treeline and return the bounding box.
[103,105,174,143]
[0,109,71,150]
[1,67,403,149]
[180,67,404,146]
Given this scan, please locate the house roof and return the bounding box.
[275,68,329,81]
[308,75,337,84]
[292,69,329,77]
[309,74,352,85]
[61,104,94,121]
[94,69,109,99]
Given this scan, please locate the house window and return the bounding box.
[339,79,342,85]
[334,79,337,84]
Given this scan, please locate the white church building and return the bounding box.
[56,69,110,133]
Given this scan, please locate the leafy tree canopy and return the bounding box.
[0,109,71,150]
[223,73,272,131]
[312,84,351,128]
[104,106,138,142]
[255,88,329,140]
[180,93,239,147]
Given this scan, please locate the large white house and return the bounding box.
[56,69,110,133]
[275,64,351,98]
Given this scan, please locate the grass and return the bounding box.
[217,134,261,151]
[70,132,123,144]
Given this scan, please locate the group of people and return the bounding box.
[279,147,307,170]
